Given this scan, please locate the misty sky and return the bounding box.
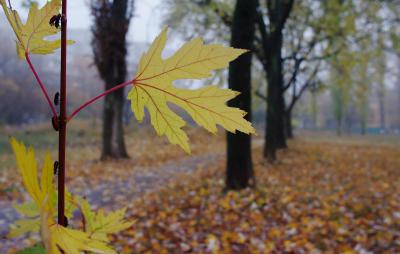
[2,0,163,43]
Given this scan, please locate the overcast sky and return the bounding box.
[2,0,163,43]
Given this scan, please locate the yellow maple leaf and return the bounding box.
[41,213,116,254]
[9,138,117,254]
[78,198,134,242]
[10,138,55,213]
[128,27,255,153]
[9,138,75,238]
[0,0,73,59]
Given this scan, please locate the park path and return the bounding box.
[0,138,263,253]
[79,151,223,209]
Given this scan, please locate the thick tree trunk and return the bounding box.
[226,0,256,190]
[264,33,286,159]
[102,88,128,159]
[91,0,133,160]
[285,109,293,139]
[263,0,292,161]
[276,95,288,148]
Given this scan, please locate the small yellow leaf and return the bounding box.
[128,27,255,152]
[79,198,134,242]
[8,218,40,238]
[0,0,74,59]
[13,201,39,218]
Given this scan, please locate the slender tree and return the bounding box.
[91,0,134,159]
[226,0,257,190]
[374,37,387,131]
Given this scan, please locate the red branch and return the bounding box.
[66,79,134,122]
[25,53,57,117]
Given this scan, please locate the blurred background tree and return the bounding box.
[91,0,135,159]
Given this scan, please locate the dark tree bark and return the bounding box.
[226,0,257,190]
[91,0,134,159]
[276,95,288,148]
[284,109,293,139]
[261,0,293,161]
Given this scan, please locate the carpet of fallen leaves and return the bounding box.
[1,129,400,253]
[113,140,400,254]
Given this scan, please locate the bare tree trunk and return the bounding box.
[102,88,128,159]
[336,116,342,136]
[91,0,134,159]
[311,91,318,129]
[276,95,288,148]
[360,98,368,135]
[264,24,285,159]
[262,0,293,161]
[284,109,293,139]
[226,0,257,190]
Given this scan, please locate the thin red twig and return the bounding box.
[25,53,57,117]
[66,79,134,122]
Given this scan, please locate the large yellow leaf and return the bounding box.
[0,0,72,59]
[128,28,255,153]
[9,138,57,238]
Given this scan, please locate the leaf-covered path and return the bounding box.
[0,130,228,253]
[114,137,400,253]
[78,152,223,210]
[1,134,400,253]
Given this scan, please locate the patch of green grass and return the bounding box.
[299,130,400,147]
[0,120,104,170]
[0,120,142,171]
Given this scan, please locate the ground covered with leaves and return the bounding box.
[115,138,400,253]
[1,126,399,253]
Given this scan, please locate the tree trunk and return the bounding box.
[285,109,293,139]
[311,90,318,129]
[226,0,256,190]
[263,0,292,161]
[361,121,366,135]
[378,89,385,131]
[336,116,342,136]
[91,0,134,159]
[102,88,128,159]
[264,32,286,159]
[276,95,288,148]
[360,98,367,135]
[398,57,400,128]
